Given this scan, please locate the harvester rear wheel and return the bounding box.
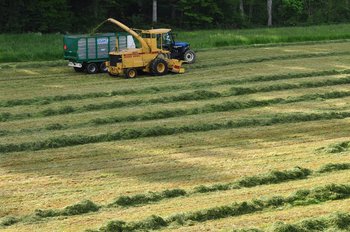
[150,58,168,76]
[86,63,98,74]
[125,68,138,78]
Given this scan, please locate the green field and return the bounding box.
[3,23,350,62]
[1,38,350,232]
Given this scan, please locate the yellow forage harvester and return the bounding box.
[104,18,185,78]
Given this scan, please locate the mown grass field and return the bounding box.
[1,39,350,232]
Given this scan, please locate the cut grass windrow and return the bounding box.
[4,165,350,228]
[192,51,350,69]
[233,212,350,232]
[111,167,311,207]
[1,69,349,109]
[2,75,350,122]
[318,163,350,173]
[0,167,311,227]
[89,91,350,125]
[318,141,350,154]
[6,90,350,136]
[0,200,100,227]
[1,111,350,153]
[89,184,350,232]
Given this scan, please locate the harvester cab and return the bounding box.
[105,18,185,78]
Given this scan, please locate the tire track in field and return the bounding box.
[1,111,350,153]
[2,75,350,122]
[192,51,350,69]
[1,69,349,108]
[87,183,350,232]
[3,164,350,227]
[2,90,350,137]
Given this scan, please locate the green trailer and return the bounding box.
[63,33,116,74]
[63,33,136,74]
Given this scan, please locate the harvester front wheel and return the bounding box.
[183,50,196,64]
[151,58,168,76]
[86,63,98,74]
[99,62,108,73]
[125,68,138,78]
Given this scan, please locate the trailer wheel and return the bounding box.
[86,63,98,74]
[125,68,137,78]
[99,62,108,73]
[150,58,168,76]
[183,50,196,64]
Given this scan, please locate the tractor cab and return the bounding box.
[161,32,196,64]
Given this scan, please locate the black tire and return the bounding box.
[183,50,196,64]
[74,67,84,72]
[99,62,108,73]
[150,58,168,76]
[86,63,98,74]
[125,68,138,78]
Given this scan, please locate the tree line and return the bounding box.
[1,0,350,33]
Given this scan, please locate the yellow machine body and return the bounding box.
[105,18,185,78]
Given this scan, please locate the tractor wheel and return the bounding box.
[150,58,168,76]
[183,50,196,64]
[99,62,108,73]
[74,67,84,72]
[125,68,138,78]
[86,63,98,74]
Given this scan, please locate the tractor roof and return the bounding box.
[142,29,171,34]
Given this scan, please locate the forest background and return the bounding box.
[1,0,350,33]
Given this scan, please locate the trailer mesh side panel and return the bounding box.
[118,36,127,51]
[109,37,116,53]
[88,38,96,59]
[97,37,109,58]
[65,33,117,62]
[77,39,86,59]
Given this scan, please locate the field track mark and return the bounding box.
[1,111,350,153]
[2,90,350,136]
[2,75,350,122]
[1,69,349,108]
[85,183,350,232]
[4,165,350,227]
[192,51,350,69]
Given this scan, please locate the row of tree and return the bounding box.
[1,0,350,33]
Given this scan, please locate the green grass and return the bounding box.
[3,164,348,228]
[3,23,350,62]
[234,212,350,232]
[2,111,350,153]
[0,34,62,62]
[318,163,350,173]
[320,141,350,154]
[3,75,350,122]
[91,184,350,232]
[1,69,349,108]
[177,24,350,49]
[2,40,350,232]
[0,167,311,227]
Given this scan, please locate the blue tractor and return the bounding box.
[162,32,196,64]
